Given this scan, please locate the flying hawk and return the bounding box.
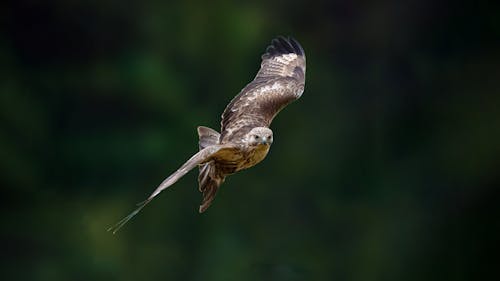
[109,36,306,233]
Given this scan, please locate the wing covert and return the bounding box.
[220,36,306,143]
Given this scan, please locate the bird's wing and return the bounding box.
[108,144,237,234]
[220,36,306,142]
[197,126,220,149]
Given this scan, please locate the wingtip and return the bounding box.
[262,35,304,59]
[107,199,151,234]
[288,36,305,56]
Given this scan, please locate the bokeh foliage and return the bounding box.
[1,0,498,280]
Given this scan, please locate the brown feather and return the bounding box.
[220,37,306,142]
[109,37,306,232]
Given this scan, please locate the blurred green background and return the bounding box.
[1,0,499,280]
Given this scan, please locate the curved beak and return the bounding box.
[261,137,269,145]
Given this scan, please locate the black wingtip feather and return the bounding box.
[277,36,294,53]
[289,37,304,56]
[262,36,304,59]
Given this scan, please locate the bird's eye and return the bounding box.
[254,135,259,139]
[267,135,272,139]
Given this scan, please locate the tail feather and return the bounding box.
[198,164,225,213]
[197,126,224,212]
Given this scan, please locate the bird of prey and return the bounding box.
[108,36,306,233]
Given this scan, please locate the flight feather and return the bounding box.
[220,36,306,143]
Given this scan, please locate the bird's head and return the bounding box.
[245,127,273,147]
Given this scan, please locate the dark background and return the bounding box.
[1,0,499,280]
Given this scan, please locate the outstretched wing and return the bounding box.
[108,144,236,234]
[220,36,306,143]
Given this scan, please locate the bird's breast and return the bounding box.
[213,144,270,175]
[239,144,271,170]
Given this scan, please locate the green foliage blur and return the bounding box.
[1,0,498,280]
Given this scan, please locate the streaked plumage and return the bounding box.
[109,36,306,233]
